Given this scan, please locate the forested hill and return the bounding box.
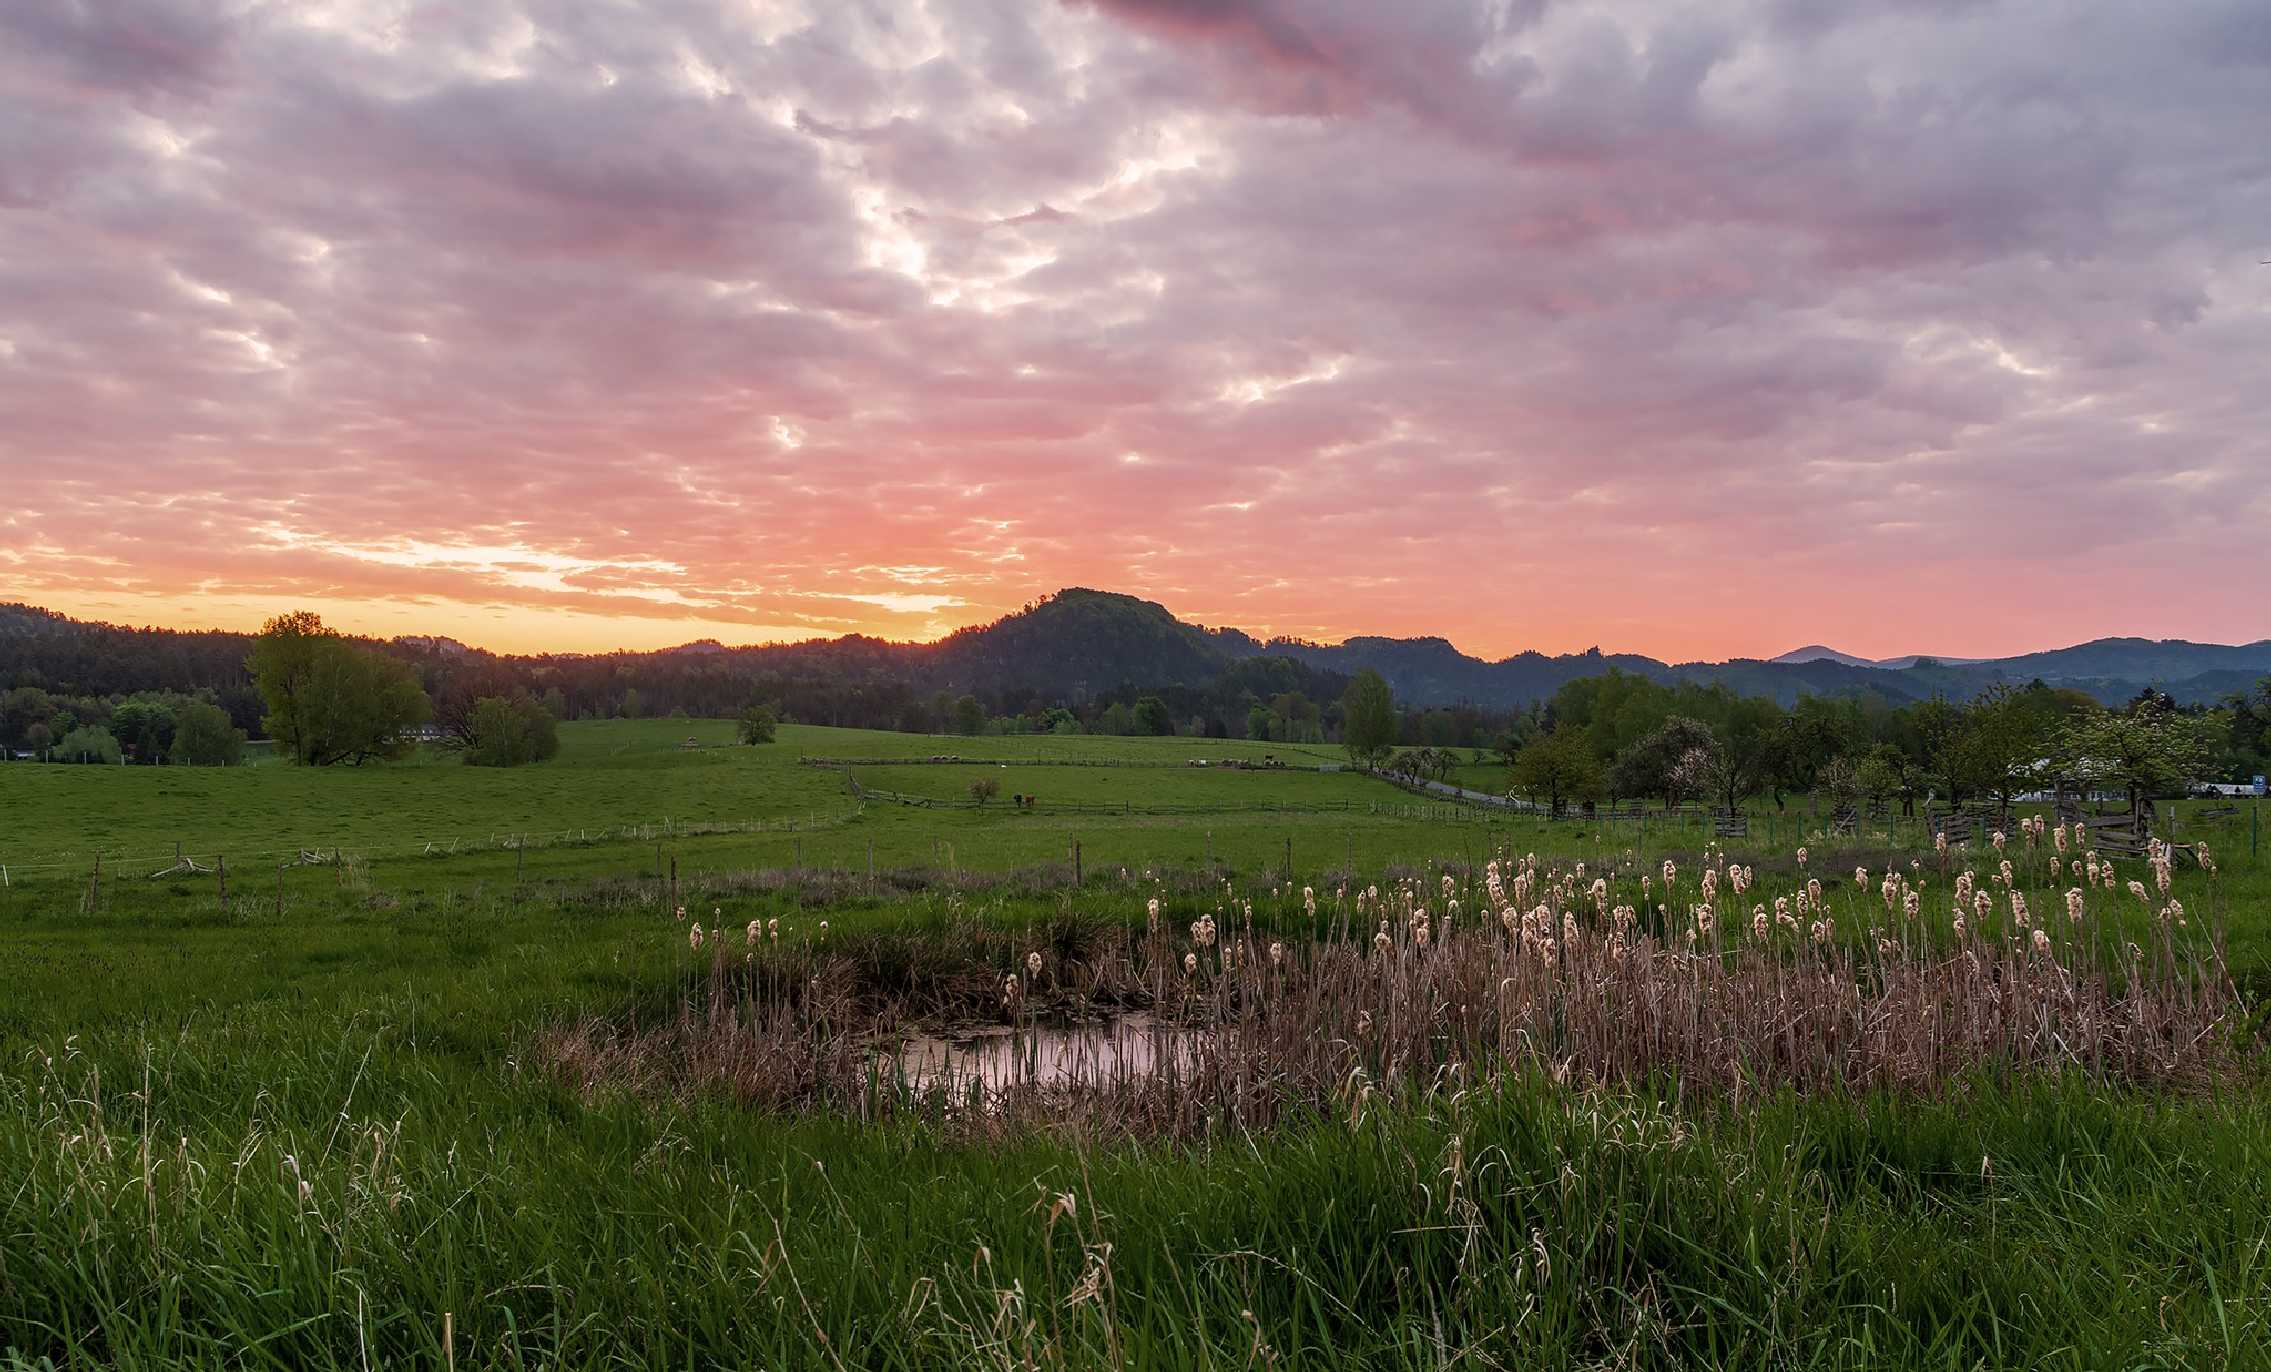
[4,591,2267,737]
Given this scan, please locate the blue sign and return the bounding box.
[2257,775,2268,796]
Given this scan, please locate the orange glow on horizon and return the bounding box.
[19,582,2252,668]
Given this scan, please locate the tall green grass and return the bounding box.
[2,727,2267,1367]
[7,1017,2268,1368]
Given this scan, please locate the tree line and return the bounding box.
[1412,668,2270,816]
[5,606,2267,796]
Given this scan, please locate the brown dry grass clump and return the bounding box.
[539,835,2243,1138]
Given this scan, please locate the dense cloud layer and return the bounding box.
[3,0,2266,658]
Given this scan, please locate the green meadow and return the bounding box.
[1,721,2268,1368]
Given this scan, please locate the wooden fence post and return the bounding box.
[275,864,284,919]
[217,855,226,907]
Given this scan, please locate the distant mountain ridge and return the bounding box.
[1771,645,1882,668]
[3,591,2267,712]
[932,591,2269,709]
[1770,645,1994,670]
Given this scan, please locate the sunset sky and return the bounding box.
[3,0,2267,663]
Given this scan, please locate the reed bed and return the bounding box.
[541,826,2242,1136]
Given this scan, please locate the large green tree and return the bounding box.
[1340,669,1396,767]
[1,687,56,752]
[249,612,432,766]
[1911,695,1974,807]
[1956,683,2067,809]
[463,695,561,767]
[1132,695,1176,736]
[2057,698,2219,814]
[1610,714,1717,805]
[108,695,177,763]
[169,700,246,766]
[952,694,988,736]
[1511,727,1605,816]
[1705,696,1786,813]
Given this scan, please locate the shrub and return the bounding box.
[169,700,245,766]
[54,726,120,765]
[737,703,779,744]
[463,696,560,767]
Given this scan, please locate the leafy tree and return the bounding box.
[2057,699,2219,814]
[540,686,570,720]
[620,688,643,719]
[109,695,177,763]
[1387,748,1457,782]
[55,725,120,764]
[1340,669,1396,767]
[1269,691,1323,744]
[169,700,245,766]
[1610,715,1717,805]
[462,696,561,767]
[2220,677,2271,774]
[737,702,779,744]
[249,612,431,766]
[968,776,1001,804]
[1,686,55,750]
[1818,754,1860,803]
[1510,727,1605,816]
[1957,683,2058,809]
[1860,743,1925,816]
[1911,695,1971,807]
[1247,704,1272,741]
[952,695,987,736]
[1705,696,1786,813]
[1133,696,1175,736]
[1043,707,1080,735]
[1490,720,1538,771]
[1417,709,1462,749]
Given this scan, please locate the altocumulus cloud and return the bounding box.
[1,0,2266,657]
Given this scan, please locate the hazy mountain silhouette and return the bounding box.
[5,590,2267,711]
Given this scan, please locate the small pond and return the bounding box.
[884,1014,1207,1096]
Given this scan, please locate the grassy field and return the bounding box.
[1,721,2268,1367]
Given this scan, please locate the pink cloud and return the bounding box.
[1,0,2267,663]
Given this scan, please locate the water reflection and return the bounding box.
[886,1013,1205,1097]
